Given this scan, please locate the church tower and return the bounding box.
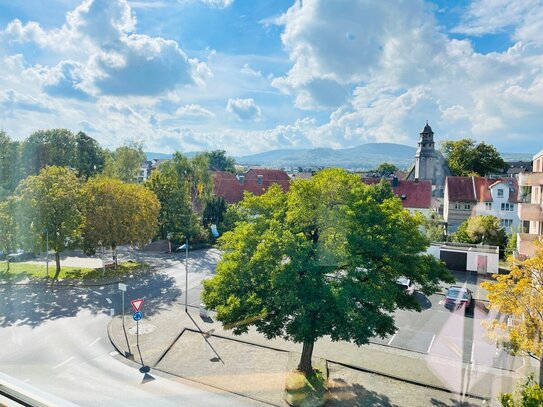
[414,121,436,180]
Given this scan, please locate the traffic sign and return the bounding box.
[131,298,144,312]
[118,283,127,292]
[133,311,142,321]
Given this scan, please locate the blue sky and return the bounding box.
[0,0,542,155]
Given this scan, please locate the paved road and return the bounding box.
[0,249,261,407]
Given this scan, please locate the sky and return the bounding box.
[0,0,542,156]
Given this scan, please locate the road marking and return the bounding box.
[52,356,75,370]
[447,341,463,358]
[106,297,112,304]
[427,334,436,354]
[387,333,397,345]
[109,351,119,356]
[92,290,102,296]
[110,308,114,317]
[87,337,101,348]
[470,341,475,363]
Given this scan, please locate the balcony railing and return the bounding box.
[518,203,543,222]
[518,172,543,186]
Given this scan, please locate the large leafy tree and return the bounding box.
[441,138,507,176]
[375,162,398,176]
[20,129,77,178]
[103,141,146,183]
[452,215,507,257]
[482,242,543,386]
[15,166,83,279]
[81,176,160,265]
[0,197,18,271]
[201,150,236,173]
[203,168,452,374]
[0,131,21,200]
[74,132,106,179]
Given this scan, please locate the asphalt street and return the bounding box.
[0,249,262,407]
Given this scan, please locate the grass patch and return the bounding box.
[0,260,149,281]
[285,369,328,407]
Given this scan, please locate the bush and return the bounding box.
[500,375,543,406]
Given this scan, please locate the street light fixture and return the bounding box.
[178,238,189,313]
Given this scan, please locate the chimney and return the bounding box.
[392,176,399,187]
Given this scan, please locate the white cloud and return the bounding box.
[178,0,234,8]
[0,89,53,115]
[240,63,262,77]
[1,0,209,97]
[453,0,543,44]
[176,104,215,118]
[226,98,262,121]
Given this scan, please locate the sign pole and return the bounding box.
[122,288,125,330]
[185,238,188,313]
[45,228,49,278]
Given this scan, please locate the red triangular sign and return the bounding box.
[131,298,144,312]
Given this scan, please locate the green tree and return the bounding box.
[20,129,77,178]
[0,197,18,271]
[500,375,543,406]
[74,132,106,179]
[441,139,507,176]
[15,166,83,279]
[82,176,160,265]
[202,196,227,227]
[0,131,21,200]
[452,215,507,257]
[201,150,236,172]
[375,162,398,176]
[425,212,446,242]
[482,242,543,386]
[202,168,452,374]
[103,141,146,183]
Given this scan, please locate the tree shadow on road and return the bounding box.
[0,269,181,328]
[430,397,482,407]
[327,378,400,407]
[415,292,432,310]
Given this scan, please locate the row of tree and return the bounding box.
[0,166,160,279]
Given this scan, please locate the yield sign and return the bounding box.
[131,298,144,312]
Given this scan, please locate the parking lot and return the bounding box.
[369,271,524,371]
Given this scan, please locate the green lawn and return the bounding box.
[0,260,148,281]
[285,368,328,407]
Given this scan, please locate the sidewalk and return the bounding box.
[108,299,523,406]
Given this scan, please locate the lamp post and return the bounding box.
[44,227,49,278]
[178,238,189,313]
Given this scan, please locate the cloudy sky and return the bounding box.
[1,0,542,155]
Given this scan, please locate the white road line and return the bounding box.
[87,337,101,348]
[387,333,397,345]
[470,341,475,364]
[92,290,102,296]
[106,297,112,304]
[52,356,75,370]
[427,334,436,354]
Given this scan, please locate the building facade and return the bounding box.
[444,176,520,234]
[517,149,543,258]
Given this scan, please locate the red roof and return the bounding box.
[447,176,519,203]
[213,169,290,204]
[361,178,432,209]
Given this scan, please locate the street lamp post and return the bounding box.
[45,227,49,278]
[178,238,189,313]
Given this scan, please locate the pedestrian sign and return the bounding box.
[131,298,144,312]
[133,311,143,321]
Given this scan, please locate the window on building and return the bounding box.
[257,175,263,185]
[464,203,471,210]
[500,219,513,228]
[497,189,504,197]
[485,202,492,210]
[501,203,515,211]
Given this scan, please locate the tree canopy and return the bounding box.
[82,176,160,262]
[202,168,452,374]
[482,242,543,386]
[451,215,507,257]
[375,162,399,176]
[199,150,236,173]
[441,138,507,176]
[0,197,17,271]
[14,166,84,279]
[103,141,146,183]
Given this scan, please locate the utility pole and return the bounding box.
[45,227,49,278]
[185,238,189,313]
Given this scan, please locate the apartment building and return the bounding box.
[517,149,543,258]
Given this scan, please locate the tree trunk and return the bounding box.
[53,251,61,280]
[113,245,117,269]
[298,340,315,375]
[6,258,10,272]
[539,354,543,387]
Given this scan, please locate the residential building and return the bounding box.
[517,149,543,258]
[406,122,454,197]
[361,177,432,216]
[444,176,520,234]
[138,159,168,183]
[213,168,291,204]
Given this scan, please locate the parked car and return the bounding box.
[7,250,36,262]
[444,286,473,311]
[396,277,415,295]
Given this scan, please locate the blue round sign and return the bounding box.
[133,311,143,321]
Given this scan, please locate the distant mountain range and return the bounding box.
[146,144,533,170]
